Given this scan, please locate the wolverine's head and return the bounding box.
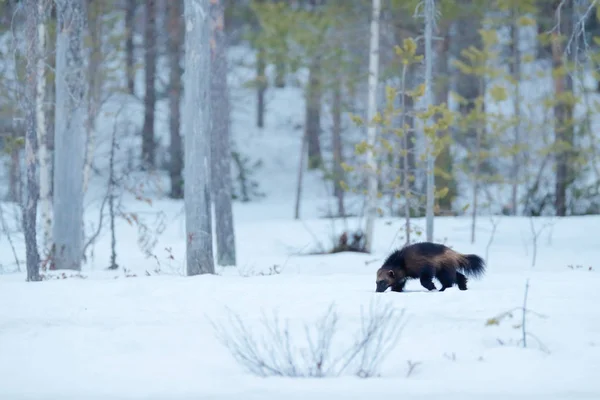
[376,268,396,292]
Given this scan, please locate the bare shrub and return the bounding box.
[208,299,406,378]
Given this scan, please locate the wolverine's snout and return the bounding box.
[375,280,389,292]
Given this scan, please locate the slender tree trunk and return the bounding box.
[108,111,119,270]
[471,79,485,244]
[45,2,56,191]
[142,0,157,169]
[306,57,323,170]
[423,0,435,241]
[275,56,286,88]
[294,130,308,220]
[36,0,51,253]
[23,0,41,281]
[364,0,380,253]
[510,9,522,215]
[400,64,411,244]
[256,47,266,128]
[168,0,183,199]
[210,0,236,266]
[552,2,574,217]
[331,77,345,217]
[434,26,454,214]
[83,0,103,193]
[125,0,136,95]
[183,0,214,276]
[9,132,21,204]
[53,0,87,270]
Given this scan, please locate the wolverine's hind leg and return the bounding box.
[436,269,456,292]
[419,266,437,291]
[456,272,468,290]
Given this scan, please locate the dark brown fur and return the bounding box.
[375,242,486,292]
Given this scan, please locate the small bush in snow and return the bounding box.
[209,299,406,378]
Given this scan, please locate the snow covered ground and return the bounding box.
[1,206,599,399]
[1,40,599,400]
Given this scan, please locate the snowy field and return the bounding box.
[1,203,599,399]
[1,39,600,399]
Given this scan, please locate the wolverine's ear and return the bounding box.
[387,270,395,278]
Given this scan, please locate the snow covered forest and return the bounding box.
[0,0,599,398]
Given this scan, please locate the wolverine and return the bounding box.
[375,242,486,292]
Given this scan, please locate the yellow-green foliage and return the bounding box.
[346,37,454,215]
[248,1,361,92]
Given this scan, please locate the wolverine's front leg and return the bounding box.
[390,279,407,292]
[419,267,437,291]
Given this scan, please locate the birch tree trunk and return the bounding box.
[210,0,236,266]
[142,0,157,169]
[423,0,435,241]
[184,0,214,276]
[168,0,183,199]
[23,0,41,281]
[364,0,380,253]
[53,0,87,271]
[36,0,51,253]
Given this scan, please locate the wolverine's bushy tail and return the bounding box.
[460,254,486,278]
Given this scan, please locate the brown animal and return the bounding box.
[375,242,486,292]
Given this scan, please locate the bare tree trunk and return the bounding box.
[510,8,522,215]
[108,111,119,270]
[53,0,86,271]
[552,2,574,217]
[423,0,435,241]
[210,0,236,266]
[9,133,21,204]
[331,77,345,217]
[400,64,411,244]
[83,0,103,194]
[294,130,308,220]
[142,0,157,169]
[125,0,136,95]
[183,0,214,276]
[23,0,41,281]
[364,0,380,253]
[36,0,51,253]
[256,47,266,128]
[306,57,323,170]
[168,0,183,199]
[471,78,485,244]
[434,27,454,214]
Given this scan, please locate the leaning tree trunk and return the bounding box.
[210,0,237,266]
[142,0,157,169]
[167,0,183,199]
[23,0,41,281]
[53,0,87,270]
[183,0,214,276]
